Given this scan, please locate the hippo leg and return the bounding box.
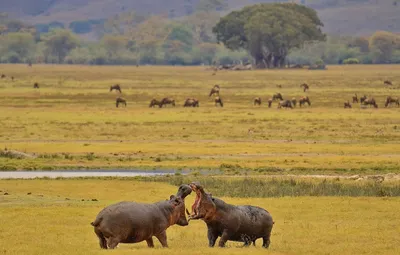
[146,238,154,248]
[207,227,218,247]
[262,235,271,248]
[106,237,119,249]
[218,230,231,247]
[94,228,107,249]
[155,230,168,248]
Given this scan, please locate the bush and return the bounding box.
[343,58,360,64]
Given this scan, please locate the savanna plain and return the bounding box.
[0,64,399,254]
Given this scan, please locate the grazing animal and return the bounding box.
[291,98,297,107]
[149,99,163,108]
[215,97,223,107]
[278,100,293,109]
[209,85,220,97]
[272,93,283,101]
[352,94,358,103]
[91,194,189,249]
[1,74,5,79]
[160,97,175,108]
[300,83,309,92]
[116,97,127,108]
[184,98,199,107]
[384,80,392,85]
[299,96,311,107]
[344,101,352,108]
[254,97,262,106]
[33,83,39,89]
[11,76,14,81]
[276,85,282,88]
[267,98,273,108]
[110,84,122,93]
[187,182,274,248]
[360,95,367,104]
[362,98,378,108]
[385,96,400,108]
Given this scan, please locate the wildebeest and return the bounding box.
[187,182,274,248]
[344,101,352,108]
[362,98,378,108]
[267,98,273,108]
[300,83,309,92]
[254,97,261,106]
[384,80,392,85]
[278,100,293,109]
[91,194,189,249]
[160,97,175,108]
[149,99,162,108]
[110,84,122,93]
[116,97,127,108]
[291,98,297,107]
[184,98,199,107]
[215,96,223,107]
[209,85,220,97]
[385,96,400,107]
[33,82,39,89]
[360,95,367,104]
[1,74,5,79]
[11,76,14,81]
[272,93,283,101]
[352,94,359,103]
[299,96,311,107]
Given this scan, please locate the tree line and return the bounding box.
[0,3,399,67]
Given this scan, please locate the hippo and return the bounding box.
[187,182,274,248]
[91,193,190,249]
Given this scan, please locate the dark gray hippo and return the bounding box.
[91,190,191,249]
[187,182,274,248]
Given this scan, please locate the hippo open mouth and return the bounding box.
[189,183,202,219]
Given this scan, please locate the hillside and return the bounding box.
[0,0,399,35]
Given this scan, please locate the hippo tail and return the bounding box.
[91,217,102,227]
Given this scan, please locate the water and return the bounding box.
[0,170,175,179]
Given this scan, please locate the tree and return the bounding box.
[0,32,35,63]
[196,0,228,12]
[43,29,79,63]
[212,3,325,68]
[369,31,400,63]
[101,35,128,59]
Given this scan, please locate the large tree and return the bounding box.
[212,3,325,68]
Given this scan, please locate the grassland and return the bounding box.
[0,64,399,174]
[0,179,399,255]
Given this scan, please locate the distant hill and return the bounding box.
[1,0,399,36]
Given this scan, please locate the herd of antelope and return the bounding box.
[1,73,398,109]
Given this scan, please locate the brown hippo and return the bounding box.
[209,85,220,97]
[160,97,175,108]
[267,98,273,108]
[215,96,223,107]
[352,94,358,103]
[33,82,39,89]
[110,84,122,93]
[385,96,399,108]
[344,101,352,108]
[360,95,367,104]
[116,97,127,108]
[254,97,261,106]
[362,98,378,108]
[187,182,274,248]
[299,96,311,107]
[272,93,283,101]
[149,99,163,108]
[184,98,199,107]
[300,83,309,92]
[384,80,392,86]
[278,100,293,109]
[291,98,297,107]
[91,194,189,249]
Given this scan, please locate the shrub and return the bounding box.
[343,58,360,64]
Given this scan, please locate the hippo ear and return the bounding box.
[170,195,175,200]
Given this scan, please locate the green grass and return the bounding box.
[0,179,399,255]
[0,64,399,173]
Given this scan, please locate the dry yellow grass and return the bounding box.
[0,64,399,173]
[0,179,399,255]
